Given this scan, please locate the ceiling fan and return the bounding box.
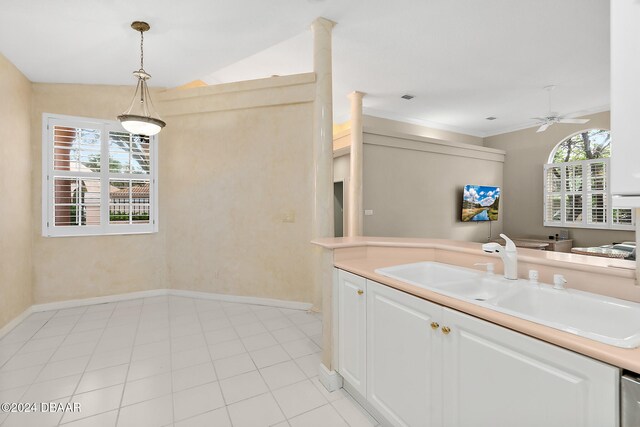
[532,85,590,133]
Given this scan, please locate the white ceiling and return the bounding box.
[0,0,609,137]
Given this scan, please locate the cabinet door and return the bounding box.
[367,280,442,427]
[441,308,619,427]
[337,269,367,395]
[611,0,640,204]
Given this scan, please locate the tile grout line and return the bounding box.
[167,297,177,426]
[196,299,234,425]
[57,303,122,426]
[112,300,145,427]
[252,306,321,425]
[0,297,348,427]
[15,307,88,426]
[59,300,174,425]
[0,318,55,410]
[0,314,54,371]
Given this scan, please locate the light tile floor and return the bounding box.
[0,296,379,427]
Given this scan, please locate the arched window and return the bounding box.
[544,129,634,229]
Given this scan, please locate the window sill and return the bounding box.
[544,223,635,231]
[43,229,158,238]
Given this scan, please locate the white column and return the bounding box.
[311,17,335,242]
[348,91,365,236]
[310,17,336,370]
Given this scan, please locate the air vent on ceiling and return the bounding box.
[485,116,497,120]
[401,94,415,100]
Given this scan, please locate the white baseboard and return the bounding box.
[0,306,34,339]
[29,289,168,313]
[318,362,343,392]
[169,289,313,311]
[342,381,386,426]
[1,289,313,340]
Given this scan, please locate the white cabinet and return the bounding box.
[337,269,367,396]
[334,270,620,427]
[441,308,619,427]
[366,280,442,427]
[611,0,640,205]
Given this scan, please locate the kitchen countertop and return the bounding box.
[313,236,635,275]
[313,236,640,373]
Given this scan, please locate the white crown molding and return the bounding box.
[333,146,350,158]
[360,105,611,140]
[363,108,488,138]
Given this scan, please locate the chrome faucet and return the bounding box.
[481,234,518,280]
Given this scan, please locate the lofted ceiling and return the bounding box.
[0,0,609,137]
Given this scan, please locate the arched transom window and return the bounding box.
[544,129,634,229]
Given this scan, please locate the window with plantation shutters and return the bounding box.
[543,130,634,230]
[42,114,158,237]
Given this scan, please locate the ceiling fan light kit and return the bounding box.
[532,85,589,133]
[117,21,166,136]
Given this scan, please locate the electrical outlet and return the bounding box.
[364,209,374,216]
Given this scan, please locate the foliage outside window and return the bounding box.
[43,114,158,237]
[544,130,634,230]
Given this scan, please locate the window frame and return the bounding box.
[543,158,634,231]
[42,113,159,237]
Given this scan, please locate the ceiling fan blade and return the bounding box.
[557,118,590,124]
[530,117,547,121]
[536,123,551,133]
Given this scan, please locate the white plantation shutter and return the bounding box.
[613,208,634,226]
[586,161,606,225]
[50,123,103,230]
[544,158,634,230]
[43,114,158,237]
[564,164,582,224]
[544,166,562,224]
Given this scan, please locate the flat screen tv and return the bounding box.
[462,185,500,222]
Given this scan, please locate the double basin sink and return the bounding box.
[375,262,640,349]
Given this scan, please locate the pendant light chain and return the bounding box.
[140,29,144,71]
[139,29,145,105]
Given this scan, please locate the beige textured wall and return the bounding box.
[31,84,167,303]
[334,154,350,183]
[363,139,504,242]
[160,86,317,306]
[0,54,33,329]
[484,111,635,247]
[27,76,318,309]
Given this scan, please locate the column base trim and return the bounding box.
[318,362,343,392]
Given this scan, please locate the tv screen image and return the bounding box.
[462,185,500,222]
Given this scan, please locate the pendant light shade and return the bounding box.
[118,21,166,136]
[119,115,164,136]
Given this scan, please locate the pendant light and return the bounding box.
[117,21,166,136]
